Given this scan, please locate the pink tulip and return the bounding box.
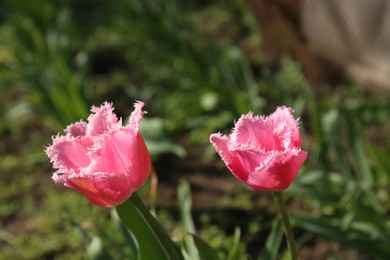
[210,107,307,191]
[46,102,151,207]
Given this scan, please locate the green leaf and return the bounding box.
[344,114,383,213]
[292,215,390,258]
[321,109,354,188]
[116,193,182,260]
[87,236,114,260]
[177,179,222,260]
[110,209,138,259]
[178,178,200,260]
[259,218,283,260]
[227,227,242,260]
[192,235,221,260]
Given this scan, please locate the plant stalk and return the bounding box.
[273,192,298,260]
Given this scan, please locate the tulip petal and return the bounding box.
[46,136,93,179]
[66,173,133,207]
[128,101,145,132]
[248,150,307,191]
[210,133,230,163]
[210,133,246,182]
[88,128,151,190]
[269,107,302,149]
[232,114,284,151]
[126,134,151,189]
[65,121,87,138]
[211,133,266,183]
[89,128,136,175]
[86,102,121,136]
[234,150,275,173]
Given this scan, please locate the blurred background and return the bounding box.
[1,0,390,259]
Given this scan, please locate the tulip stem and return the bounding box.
[273,192,298,260]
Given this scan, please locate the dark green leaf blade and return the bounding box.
[192,235,221,260]
[178,178,199,259]
[116,193,182,260]
[227,227,242,260]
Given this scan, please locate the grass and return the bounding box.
[1,0,390,259]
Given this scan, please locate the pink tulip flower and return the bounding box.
[46,102,151,207]
[210,107,307,191]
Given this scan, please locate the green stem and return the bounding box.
[273,192,298,260]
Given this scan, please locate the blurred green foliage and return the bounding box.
[1,0,390,259]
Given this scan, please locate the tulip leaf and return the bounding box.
[259,218,283,260]
[292,215,390,258]
[227,227,242,260]
[110,209,138,259]
[192,235,221,260]
[345,117,382,213]
[116,193,182,260]
[87,236,114,260]
[178,178,199,260]
[178,178,222,260]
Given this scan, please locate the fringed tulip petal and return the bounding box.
[66,173,134,207]
[269,107,302,149]
[210,133,248,182]
[232,114,284,151]
[248,150,307,191]
[89,129,137,176]
[47,136,93,178]
[86,102,121,136]
[88,129,151,189]
[125,134,151,189]
[65,121,87,138]
[128,101,146,132]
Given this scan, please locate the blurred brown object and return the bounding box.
[248,0,390,90]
